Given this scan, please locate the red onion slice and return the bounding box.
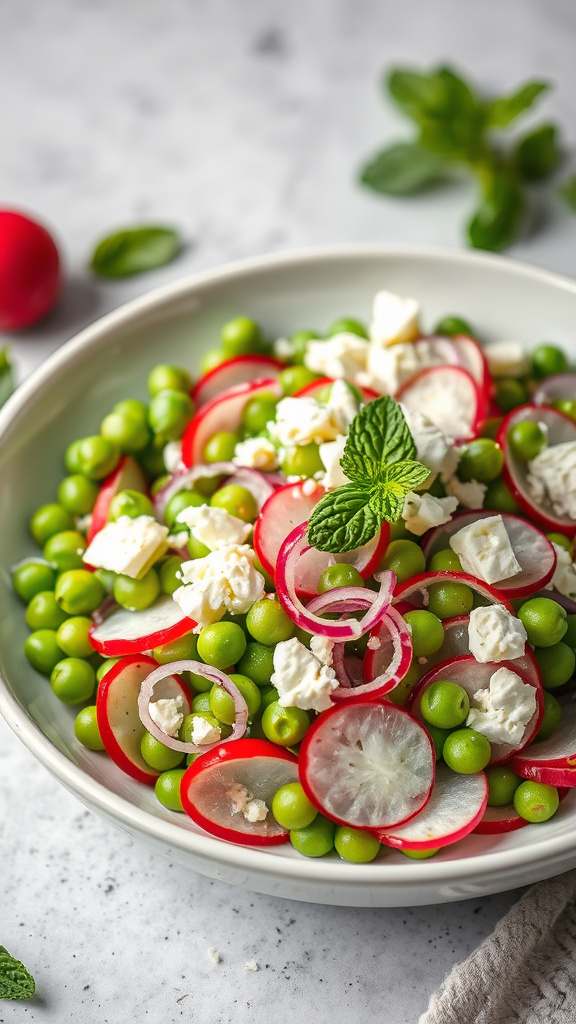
[393,570,516,614]
[138,659,249,754]
[222,467,279,510]
[533,373,576,407]
[153,461,237,522]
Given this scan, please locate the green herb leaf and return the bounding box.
[0,946,36,1000]
[342,396,416,481]
[387,68,449,123]
[90,226,181,277]
[307,483,381,553]
[360,142,446,195]
[559,175,576,210]
[485,80,549,128]
[376,460,431,519]
[515,123,561,180]
[467,170,524,251]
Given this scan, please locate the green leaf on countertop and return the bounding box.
[485,80,549,128]
[515,123,561,180]
[0,946,36,1000]
[559,175,576,210]
[360,142,446,195]
[90,226,181,277]
[467,170,524,251]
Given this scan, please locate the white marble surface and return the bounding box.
[2,0,576,1019]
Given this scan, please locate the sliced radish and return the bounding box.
[96,655,190,784]
[451,335,492,398]
[90,595,196,656]
[421,510,556,597]
[180,738,298,846]
[87,455,148,543]
[498,404,576,537]
[409,655,543,765]
[253,481,389,599]
[298,700,435,829]
[509,693,576,785]
[396,365,487,441]
[181,378,283,467]
[376,763,488,850]
[393,571,516,614]
[473,786,570,834]
[533,373,576,407]
[153,461,236,523]
[293,376,379,403]
[191,355,283,407]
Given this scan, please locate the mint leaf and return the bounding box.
[485,80,549,128]
[343,396,416,480]
[307,484,380,553]
[90,226,181,277]
[559,175,576,210]
[515,123,560,181]
[0,946,36,1000]
[372,460,431,520]
[467,170,524,251]
[360,142,446,196]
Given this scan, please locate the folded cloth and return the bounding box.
[420,869,576,1024]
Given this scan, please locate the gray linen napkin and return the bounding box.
[419,869,576,1024]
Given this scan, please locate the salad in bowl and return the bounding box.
[12,284,576,866]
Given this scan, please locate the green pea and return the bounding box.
[113,569,160,611]
[388,519,412,542]
[203,430,240,463]
[24,629,64,675]
[531,344,568,380]
[486,765,520,806]
[507,422,547,462]
[289,329,318,365]
[442,728,491,774]
[237,642,275,686]
[12,560,57,603]
[74,705,105,750]
[241,393,279,435]
[563,614,576,648]
[290,815,335,857]
[427,581,474,619]
[159,555,185,596]
[151,474,170,497]
[138,440,167,479]
[552,398,576,421]
[153,632,198,665]
[420,679,470,729]
[209,674,261,724]
[513,780,559,822]
[261,701,309,747]
[318,564,364,593]
[279,366,319,396]
[495,379,528,413]
[64,439,84,474]
[96,657,120,684]
[55,570,105,616]
[381,540,426,583]
[101,401,151,453]
[260,684,280,711]
[426,723,451,760]
[253,554,274,591]
[327,317,368,339]
[30,503,75,545]
[547,533,572,551]
[483,477,520,514]
[386,662,422,708]
[479,417,503,441]
[180,711,230,742]
[197,621,247,669]
[403,610,444,658]
[93,568,116,594]
[191,693,212,713]
[50,657,96,704]
[535,642,575,689]
[75,436,120,480]
[281,443,324,478]
[187,535,210,559]
[148,364,192,396]
[334,826,381,863]
[271,782,317,830]
[108,489,154,521]
[434,315,473,337]
[43,530,87,572]
[210,484,257,523]
[199,348,226,376]
[57,475,99,516]
[457,439,503,484]
[245,598,294,645]
[536,691,562,741]
[221,317,263,357]
[427,549,463,572]
[141,731,184,771]
[164,489,205,529]
[148,390,194,444]
[402,847,439,859]
[518,597,567,648]
[26,591,69,631]
[155,769,186,811]
[56,616,94,659]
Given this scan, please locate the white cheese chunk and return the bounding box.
[319,435,349,489]
[402,491,458,536]
[483,341,528,379]
[527,441,576,520]
[468,605,527,663]
[466,666,536,744]
[233,436,279,471]
[364,340,446,396]
[83,515,168,579]
[548,542,576,600]
[191,716,221,746]
[268,395,344,447]
[400,405,460,486]
[273,336,294,361]
[304,333,369,387]
[449,515,521,584]
[172,544,265,626]
[271,637,338,713]
[163,440,184,473]
[444,475,487,510]
[176,504,252,551]
[326,378,360,431]
[369,290,420,348]
[310,634,335,667]
[226,782,268,822]
[148,694,186,737]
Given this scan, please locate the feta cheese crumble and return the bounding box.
[163,440,184,473]
[148,694,186,737]
[467,605,527,663]
[369,291,420,348]
[304,333,369,387]
[319,435,349,489]
[548,542,576,600]
[226,783,269,822]
[527,441,576,520]
[449,515,521,584]
[310,634,335,667]
[207,947,221,965]
[364,340,446,396]
[402,491,458,536]
[268,395,346,447]
[245,961,260,972]
[444,475,487,510]
[83,515,169,579]
[172,544,265,626]
[176,504,252,550]
[233,436,279,471]
[191,716,221,746]
[483,341,528,379]
[271,637,338,713]
[400,406,460,485]
[466,667,536,745]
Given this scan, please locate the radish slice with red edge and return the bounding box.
[509,693,576,785]
[298,700,435,829]
[451,334,492,398]
[191,355,283,407]
[181,378,283,467]
[96,655,190,784]
[396,365,487,441]
[87,455,148,543]
[293,376,379,403]
[376,764,487,850]
[153,461,236,522]
[413,613,542,677]
[421,510,557,597]
[89,595,196,656]
[408,655,543,765]
[138,659,248,753]
[498,404,576,537]
[473,787,569,834]
[532,373,576,407]
[180,738,298,846]
[253,480,389,599]
[393,570,515,614]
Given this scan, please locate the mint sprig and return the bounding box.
[0,946,36,1000]
[307,397,429,553]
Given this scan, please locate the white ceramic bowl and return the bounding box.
[2,244,576,908]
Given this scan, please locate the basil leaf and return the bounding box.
[360,142,446,196]
[90,226,181,277]
[342,396,416,482]
[515,124,560,181]
[485,80,549,128]
[307,484,380,553]
[559,175,576,210]
[467,170,524,251]
[0,946,35,1000]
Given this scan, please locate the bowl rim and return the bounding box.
[2,241,576,889]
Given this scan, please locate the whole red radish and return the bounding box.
[0,210,61,330]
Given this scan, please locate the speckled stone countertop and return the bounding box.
[2,0,576,1020]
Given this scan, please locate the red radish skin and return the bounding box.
[293,376,380,403]
[473,787,570,834]
[451,334,492,399]
[0,210,61,330]
[510,694,576,786]
[299,700,435,830]
[96,655,190,785]
[396,365,487,441]
[89,595,197,656]
[180,739,298,846]
[87,455,149,543]
[192,355,283,407]
[393,570,516,615]
[421,510,557,598]
[376,764,488,850]
[181,378,283,467]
